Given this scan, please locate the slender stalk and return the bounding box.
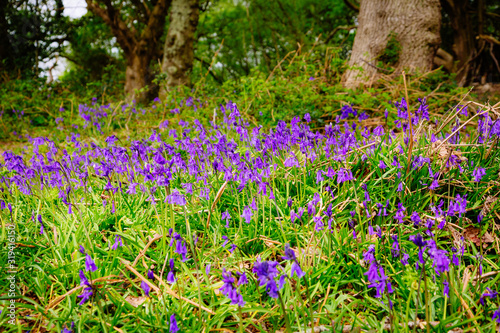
[403,71,414,176]
[303,276,314,330]
[278,293,292,333]
[238,305,244,333]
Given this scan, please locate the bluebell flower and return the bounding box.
[314,216,324,232]
[79,270,90,287]
[337,168,353,184]
[480,287,497,306]
[241,206,253,224]
[222,235,229,248]
[111,235,123,250]
[238,272,248,285]
[167,259,176,284]
[141,280,150,296]
[253,258,280,298]
[391,235,400,258]
[472,166,486,182]
[316,170,324,184]
[400,253,409,266]
[492,308,500,324]
[170,314,179,333]
[221,211,231,228]
[77,288,93,306]
[379,160,387,170]
[85,254,97,272]
[282,244,305,278]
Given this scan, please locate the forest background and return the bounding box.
[0,0,499,143]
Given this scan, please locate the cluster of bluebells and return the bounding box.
[1,97,499,327]
[77,247,97,306]
[220,268,247,306]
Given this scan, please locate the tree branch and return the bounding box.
[140,0,171,44]
[85,0,137,56]
[195,56,222,84]
[342,0,359,12]
[324,25,356,44]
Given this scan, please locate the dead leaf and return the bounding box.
[481,195,498,216]
[445,223,463,250]
[125,295,147,308]
[464,226,494,249]
[430,140,468,173]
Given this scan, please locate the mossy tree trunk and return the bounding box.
[159,0,199,98]
[342,0,442,89]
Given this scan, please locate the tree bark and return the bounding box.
[342,0,442,89]
[86,0,170,102]
[441,0,474,86]
[160,0,199,97]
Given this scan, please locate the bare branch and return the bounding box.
[343,0,359,12]
[85,0,137,56]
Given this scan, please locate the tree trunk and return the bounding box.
[342,0,442,89]
[125,52,151,102]
[441,0,474,86]
[86,0,170,103]
[160,0,199,98]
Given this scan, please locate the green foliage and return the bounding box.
[194,0,356,82]
[378,32,401,68]
[0,0,70,77]
[61,14,124,84]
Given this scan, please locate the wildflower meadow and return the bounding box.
[1,89,500,332]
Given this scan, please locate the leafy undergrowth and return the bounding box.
[0,95,500,333]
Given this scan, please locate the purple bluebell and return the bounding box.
[238,272,248,285]
[77,288,93,306]
[337,168,353,184]
[411,211,421,226]
[314,216,324,232]
[472,166,486,182]
[167,259,176,284]
[401,253,409,266]
[369,266,394,298]
[37,215,44,235]
[79,270,90,286]
[221,211,231,228]
[394,203,406,223]
[85,254,97,272]
[222,235,229,247]
[282,244,305,278]
[391,235,400,258]
[492,308,500,323]
[111,235,123,250]
[253,258,281,298]
[170,314,179,333]
[316,170,324,183]
[241,206,253,224]
[141,280,151,296]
